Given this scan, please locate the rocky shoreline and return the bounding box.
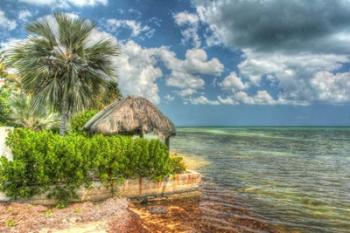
[0,195,283,233]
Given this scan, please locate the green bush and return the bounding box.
[0,128,185,202]
[70,110,98,132]
[90,134,130,192]
[0,129,94,201]
[169,156,186,174]
[0,88,11,125]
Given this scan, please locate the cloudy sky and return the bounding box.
[1,0,350,126]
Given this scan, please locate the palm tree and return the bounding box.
[10,94,60,131]
[6,13,119,135]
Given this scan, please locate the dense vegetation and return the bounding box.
[0,128,185,203]
[0,13,184,205]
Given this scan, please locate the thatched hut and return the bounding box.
[84,96,176,147]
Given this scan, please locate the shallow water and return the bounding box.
[171,127,350,233]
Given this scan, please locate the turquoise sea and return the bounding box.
[171,127,350,233]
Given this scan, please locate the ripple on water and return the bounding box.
[172,127,350,233]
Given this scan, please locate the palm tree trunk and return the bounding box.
[59,101,68,136]
[59,112,68,136]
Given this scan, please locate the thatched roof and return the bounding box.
[84,96,176,139]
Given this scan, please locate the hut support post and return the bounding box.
[165,137,170,149]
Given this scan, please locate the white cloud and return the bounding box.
[239,49,348,85]
[189,95,219,105]
[115,44,224,104]
[157,48,223,99]
[218,90,285,105]
[217,96,235,105]
[159,48,224,76]
[18,0,107,7]
[311,71,350,103]
[18,10,32,21]
[175,12,199,25]
[166,71,204,90]
[0,10,16,30]
[213,49,349,106]
[253,91,276,104]
[174,11,201,47]
[177,88,199,97]
[19,0,56,5]
[106,19,151,37]
[117,40,162,104]
[70,0,107,7]
[183,49,223,75]
[219,72,248,91]
[238,49,349,102]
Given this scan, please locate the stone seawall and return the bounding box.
[0,170,201,205]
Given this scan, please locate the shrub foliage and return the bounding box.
[0,128,185,202]
[70,110,98,132]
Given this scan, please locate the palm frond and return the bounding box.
[26,18,57,47]
[9,94,60,131]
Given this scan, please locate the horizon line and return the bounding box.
[175,125,350,127]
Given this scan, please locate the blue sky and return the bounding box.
[1,0,350,126]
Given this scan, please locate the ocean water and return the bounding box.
[171,127,350,233]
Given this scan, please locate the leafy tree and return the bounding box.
[6,13,119,135]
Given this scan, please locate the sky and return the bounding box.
[1,0,350,126]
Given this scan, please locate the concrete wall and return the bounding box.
[0,170,201,205]
[0,127,13,161]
